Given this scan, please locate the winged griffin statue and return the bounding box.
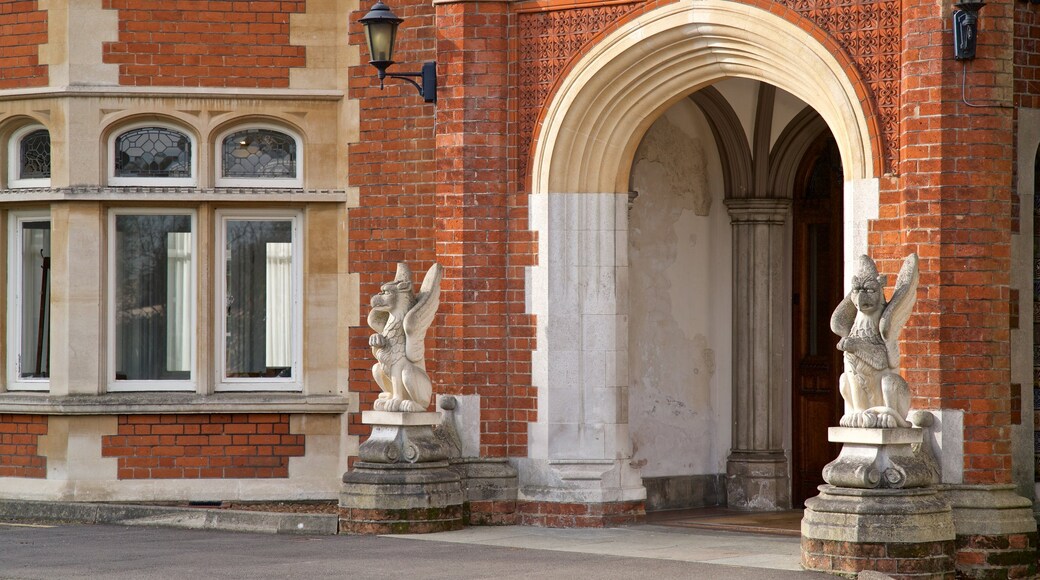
[830,253,919,429]
[368,263,443,412]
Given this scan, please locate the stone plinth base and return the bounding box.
[449,457,518,525]
[823,427,937,489]
[947,485,1038,579]
[517,499,645,528]
[339,461,464,534]
[726,451,790,510]
[340,412,463,534]
[802,485,955,578]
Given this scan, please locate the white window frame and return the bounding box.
[215,209,303,392]
[214,124,303,188]
[7,210,51,391]
[107,208,197,393]
[108,123,198,187]
[8,124,51,189]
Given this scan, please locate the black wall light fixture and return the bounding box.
[952,1,985,60]
[359,0,437,103]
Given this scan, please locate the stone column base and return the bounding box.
[339,461,464,534]
[802,485,956,578]
[726,451,790,510]
[517,499,645,528]
[946,484,1038,579]
[448,457,518,525]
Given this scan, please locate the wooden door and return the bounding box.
[790,133,844,507]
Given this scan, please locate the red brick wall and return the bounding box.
[100,0,306,88]
[1015,3,1040,109]
[348,0,537,458]
[873,0,1015,485]
[0,415,47,478]
[0,1,48,89]
[101,414,304,479]
[347,0,439,451]
[434,1,536,458]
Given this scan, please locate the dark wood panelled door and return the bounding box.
[791,133,844,507]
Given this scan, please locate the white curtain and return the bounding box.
[165,232,191,373]
[265,242,292,368]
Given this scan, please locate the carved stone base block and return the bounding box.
[340,412,464,534]
[726,451,790,510]
[823,427,937,489]
[802,485,956,578]
[357,411,448,464]
[448,457,519,525]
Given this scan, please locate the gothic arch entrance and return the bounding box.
[521,0,882,512]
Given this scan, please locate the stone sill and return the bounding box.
[0,187,350,204]
[0,392,351,415]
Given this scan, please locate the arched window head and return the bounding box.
[110,125,196,186]
[217,126,302,188]
[8,125,51,188]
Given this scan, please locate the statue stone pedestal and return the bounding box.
[821,427,937,489]
[339,411,464,534]
[802,427,955,577]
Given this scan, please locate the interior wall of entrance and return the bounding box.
[627,98,732,511]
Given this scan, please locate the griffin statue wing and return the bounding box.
[830,293,856,339]
[879,253,919,370]
[404,263,444,364]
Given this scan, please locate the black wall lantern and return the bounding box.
[952,1,985,60]
[359,0,437,103]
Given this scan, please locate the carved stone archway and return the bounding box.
[522,0,880,511]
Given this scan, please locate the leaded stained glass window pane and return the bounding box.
[19,130,50,180]
[114,127,192,178]
[222,129,297,179]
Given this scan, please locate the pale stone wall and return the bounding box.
[627,100,731,478]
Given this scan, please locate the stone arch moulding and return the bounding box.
[530,0,879,196]
[768,106,830,199]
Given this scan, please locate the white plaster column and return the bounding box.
[725,197,791,510]
[521,192,645,504]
